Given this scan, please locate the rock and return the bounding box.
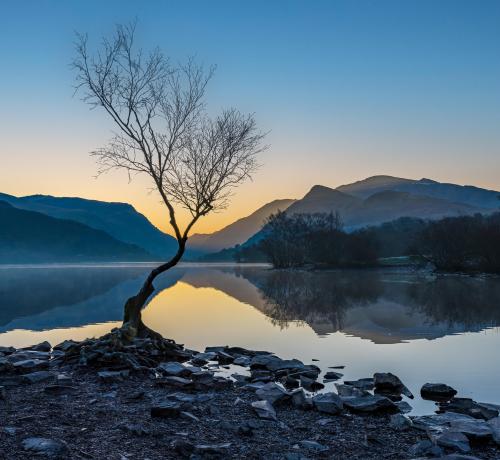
[180,411,200,422]
[22,437,68,458]
[395,401,413,414]
[343,377,374,390]
[291,389,307,409]
[421,382,457,401]
[13,359,49,372]
[312,392,343,414]
[440,397,499,420]
[30,341,51,352]
[300,375,324,391]
[343,395,397,413]
[157,361,191,377]
[151,401,182,418]
[194,442,232,455]
[233,356,251,367]
[191,351,216,365]
[120,423,149,436]
[97,370,129,383]
[0,346,16,354]
[3,426,17,436]
[487,416,500,444]
[43,384,78,395]
[53,339,78,352]
[216,351,234,364]
[373,372,413,399]
[256,382,290,405]
[0,357,13,373]
[251,400,277,420]
[408,439,443,457]
[412,412,476,433]
[435,430,471,453]
[284,375,300,389]
[22,371,55,384]
[299,440,328,452]
[335,383,366,398]
[390,413,413,430]
[323,371,343,381]
[449,419,493,441]
[56,374,72,384]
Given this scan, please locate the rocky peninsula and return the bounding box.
[0,330,499,459]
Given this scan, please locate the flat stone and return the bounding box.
[435,430,471,453]
[300,375,324,391]
[191,352,216,365]
[256,382,290,405]
[343,395,398,413]
[159,376,193,389]
[13,359,49,372]
[312,392,343,414]
[151,401,182,418]
[335,383,366,398]
[157,362,190,377]
[373,372,413,399]
[449,419,492,441]
[344,377,374,390]
[22,437,68,458]
[421,382,457,401]
[251,399,277,420]
[233,356,251,366]
[22,371,55,384]
[97,370,129,383]
[395,401,413,413]
[29,341,52,352]
[323,371,343,381]
[440,397,499,420]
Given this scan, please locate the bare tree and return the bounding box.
[73,23,266,339]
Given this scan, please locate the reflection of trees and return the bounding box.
[247,270,383,330]
[406,276,500,328]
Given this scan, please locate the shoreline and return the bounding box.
[0,336,499,459]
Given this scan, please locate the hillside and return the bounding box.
[188,198,295,253]
[0,193,177,258]
[0,201,152,263]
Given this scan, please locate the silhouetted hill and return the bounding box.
[188,199,295,253]
[0,193,177,258]
[338,175,500,209]
[0,201,153,263]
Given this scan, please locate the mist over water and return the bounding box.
[1,263,499,414]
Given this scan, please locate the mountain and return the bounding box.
[0,201,152,263]
[338,175,500,209]
[188,199,295,253]
[0,193,177,258]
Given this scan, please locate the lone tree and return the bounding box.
[73,24,265,339]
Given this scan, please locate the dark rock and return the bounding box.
[216,351,234,364]
[373,372,413,399]
[449,419,493,441]
[335,383,366,398]
[233,356,250,367]
[151,401,182,418]
[194,442,232,456]
[8,350,50,362]
[13,359,49,372]
[395,400,413,414]
[343,377,374,390]
[323,371,343,381]
[408,439,443,457]
[191,352,216,365]
[343,395,398,413]
[157,361,191,377]
[435,430,471,453]
[389,413,412,430]
[30,341,52,352]
[22,437,69,458]
[300,375,324,392]
[291,389,307,409]
[440,397,499,420]
[172,439,195,457]
[299,440,328,452]
[487,416,500,445]
[53,340,78,352]
[421,382,457,401]
[97,370,129,383]
[251,399,277,420]
[312,392,343,414]
[0,385,6,400]
[255,382,290,405]
[44,384,78,395]
[0,346,16,354]
[22,371,55,384]
[0,357,13,373]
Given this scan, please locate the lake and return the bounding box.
[1,262,499,415]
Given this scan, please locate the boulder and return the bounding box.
[251,399,277,420]
[312,392,343,414]
[343,378,374,390]
[299,375,324,391]
[233,356,251,367]
[449,419,493,441]
[191,352,216,365]
[412,412,476,433]
[395,401,413,414]
[421,382,457,401]
[335,383,366,398]
[22,437,68,458]
[439,397,499,420]
[373,372,413,399]
[255,382,290,405]
[30,341,52,352]
[13,359,49,372]
[343,395,398,413]
[435,430,471,453]
[290,389,307,409]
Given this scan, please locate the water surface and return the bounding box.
[1,263,499,414]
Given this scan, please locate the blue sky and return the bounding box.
[1,0,499,232]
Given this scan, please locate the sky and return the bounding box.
[1,0,500,234]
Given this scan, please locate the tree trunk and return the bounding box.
[121,242,185,340]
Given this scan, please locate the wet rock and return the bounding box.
[312,392,343,414]
[283,375,300,389]
[299,440,328,452]
[343,395,398,413]
[300,375,324,392]
[151,401,182,418]
[256,382,290,405]
[449,419,493,441]
[390,413,413,430]
[335,383,366,398]
[439,397,499,420]
[192,373,231,391]
[30,341,52,352]
[323,371,343,381]
[395,401,413,414]
[56,374,72,384]
[487,416,500,444]
[97,370,129,383]
[434,430,471,453]
[412,412,476,434]
[251,399,277,420]
[408,439,443,457]
[22,437,69,458]
[373,372,413,399]
[22,371,56,384]
[157,361,191,377]
[13,359,49,372]
[191,352,216,365]
[343,377,374,390]
[216,351,234,364]
[421,382,457,401]
[233,356,250,367]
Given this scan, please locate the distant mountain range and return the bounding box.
[0,192,177,260]
[1,175,499,262]
[0,201,152,263]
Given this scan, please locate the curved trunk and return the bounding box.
[121,242,185,339]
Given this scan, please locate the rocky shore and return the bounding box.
[0,332,499,459]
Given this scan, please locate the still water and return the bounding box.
[1,263,499,414]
